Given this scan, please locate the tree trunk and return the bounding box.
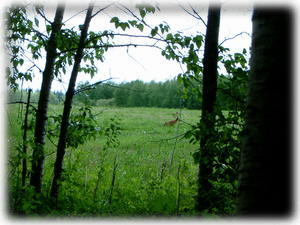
[196,4,221,213]
[21,89,32,188]
[50,4,94,200]
[237,9,292,216]
[30,6,65,193]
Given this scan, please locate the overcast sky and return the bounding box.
[18,2,252,92]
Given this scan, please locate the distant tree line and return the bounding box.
[9,75,246,111]
[75,75,246,110]
[8,89,64,105]
[74,79,192,108]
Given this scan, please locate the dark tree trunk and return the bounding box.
[30,6,65,193]
[50,4,94,200]
[196,4,221,213]
[21,89,32,188]
[237,9,292,216]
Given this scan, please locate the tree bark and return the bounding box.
[196,4,220,213]
[30,6,65,193]
[237,8,292,216]
[21,89,32,188]
[50,4,94,200]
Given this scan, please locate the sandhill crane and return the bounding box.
[164,112,180,126]
[164,116,179,126]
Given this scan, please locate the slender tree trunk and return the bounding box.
[196,4,220,213]
[21,89,32,188]
[30,6,65,193]
[237,9,292,216]
[50,4,94,200]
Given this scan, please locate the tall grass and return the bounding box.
[7,104,200,216]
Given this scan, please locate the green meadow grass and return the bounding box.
[8,104,201,216]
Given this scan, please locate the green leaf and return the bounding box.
[119,22,129,31]
[136,23,144,32]
[150,27,158,37]
[193,35,203,48]
[128,20,137,26]
[145,6,155,13]
[166,33,173,40]
[34,17,39,27]
[110,17,119,23]
[139,9,146,18]
[184,37,191,47]
[46,24,51,34]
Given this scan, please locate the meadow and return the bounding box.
[8,104,201,216]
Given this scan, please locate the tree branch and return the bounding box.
[22,53,43,72]
[91,3,114,18]
[189,4,207,27]
[85,32,167,46]
[58,42,164,55]
[117,3,155,33]
[219,32,250,46]
[36,7,52,24]
[7,101,37,111]
[179,4,207,27]
[74,78,115,95]
[63,9,87,24]
[104,83,142,93]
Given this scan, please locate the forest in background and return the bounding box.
[9,73,246,110]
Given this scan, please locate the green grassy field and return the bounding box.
[8,104,201,216]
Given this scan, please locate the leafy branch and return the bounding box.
[58,42,165,55]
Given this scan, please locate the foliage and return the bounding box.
[102,116,122,149]
[6,6,44,90]
[6,2,250,217]
[150,10,249,213]
[186,48,249,214]
[48,106,101,149]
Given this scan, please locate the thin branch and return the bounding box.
[117,3,154,32]
[104,83,142,93]
[46,135,58,148]
[45,149,57,157]
[219,32,250,46]
[36,7,52,24]
[179,4,197,19]
[126,47,147,70]
[91,3,114,18]
[189,4,207,27]
[86,32,167,46]
[74,77,115,94]
[58,42,164,55]
[179,4,207,27]
[7,101,37,111]
[21,53,43,72]
[118,3,140,22]
[32,27,48,40]
[146,133,186,144]
[178,118,194,127]
[63,9,87,24]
